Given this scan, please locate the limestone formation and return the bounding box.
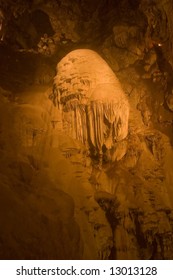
[1,0,173,261]
[53,49,129,160]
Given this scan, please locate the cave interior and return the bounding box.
[0,0,173,260]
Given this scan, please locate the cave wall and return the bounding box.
[0,0,173,260]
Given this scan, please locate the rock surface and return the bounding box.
[53,49,129,161]
[0,0,173,260]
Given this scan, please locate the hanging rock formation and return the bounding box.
[52,49,129,160]
[1,0,173,261]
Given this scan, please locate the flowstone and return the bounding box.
[52,49,129,161]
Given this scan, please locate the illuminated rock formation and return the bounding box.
[1,0,173,261]
[53,49,129,160]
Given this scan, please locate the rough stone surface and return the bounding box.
[0,0,173,260]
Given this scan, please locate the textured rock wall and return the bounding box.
[0,87,84,259]
[51,47,173,259]
[0,0,173,260]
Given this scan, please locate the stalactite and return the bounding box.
[53,49,129,160]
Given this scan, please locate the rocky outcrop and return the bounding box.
[0,87,83,260]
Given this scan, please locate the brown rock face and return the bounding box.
[0,0,173,260]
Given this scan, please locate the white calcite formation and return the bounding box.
[53,49,129,159]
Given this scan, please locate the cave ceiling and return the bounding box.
[0,0,173,260]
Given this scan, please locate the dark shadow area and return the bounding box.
[31,9,54,40]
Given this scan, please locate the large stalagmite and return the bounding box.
[53,49,129,159]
